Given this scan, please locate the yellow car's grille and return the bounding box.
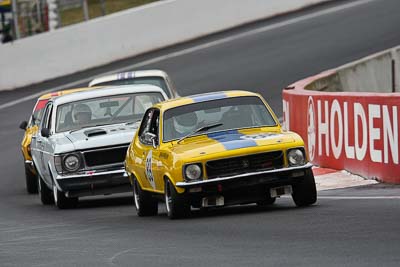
[205,151,284,179]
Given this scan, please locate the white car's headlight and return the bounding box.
[184,164,202,181]
[63,154,81,172]
[287,149,305,166]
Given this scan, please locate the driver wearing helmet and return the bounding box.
[173,112,198,138]
[73,104,92,126]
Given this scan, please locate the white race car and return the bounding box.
[89,70,179,98]
[31,85,168,209]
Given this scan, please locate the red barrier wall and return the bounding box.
[282,71,400,183]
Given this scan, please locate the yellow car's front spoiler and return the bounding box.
[176,163,313,188]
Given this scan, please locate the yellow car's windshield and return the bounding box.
[163,96,277,142]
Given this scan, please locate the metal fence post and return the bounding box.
[100,0,106,16]
[11,0,20,39]
[391,49,400,93]
[82,0,89,21]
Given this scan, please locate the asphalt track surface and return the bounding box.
[1,0,400,266]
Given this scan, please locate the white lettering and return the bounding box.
[354,103,367,161]
[368,104,382,163]
[330,100,343,159]
[318,100,330,156]
[282,99,290,131]
[383,106,398,164]
[343,102,355,159]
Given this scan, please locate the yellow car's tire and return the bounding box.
[292,168,317,207]
[256,196,276,207]
[38,175,54,205]
[53,184,78,209]
[133,178,158,216]
[164,179,190,219]
[25,164,38,194]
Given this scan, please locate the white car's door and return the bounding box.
[41,103,54,183]
[35,102,53,185]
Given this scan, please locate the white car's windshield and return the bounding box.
[163,96,277,142]
[56,92,164,133]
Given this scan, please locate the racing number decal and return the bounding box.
[145,150,155,189]
[240,133,283,140]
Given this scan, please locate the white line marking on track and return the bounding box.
[317,196,400,200]
[0,0,375,111]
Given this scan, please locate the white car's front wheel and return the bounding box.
[38,175,53,205]
[52,183,78,209]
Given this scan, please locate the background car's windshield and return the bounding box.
[56,92,164,133]
[30,99,49,127]
[163,96,277,142]
[94,77,171,97]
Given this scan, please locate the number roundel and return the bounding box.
[145,150,155,189]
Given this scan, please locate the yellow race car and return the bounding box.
[125,90,316,219]
[19,88,90,194]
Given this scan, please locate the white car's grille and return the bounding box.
[83,145,129,167]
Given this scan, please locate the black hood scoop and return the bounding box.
[84,129,107,137]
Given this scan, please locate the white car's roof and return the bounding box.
[52,84,168,106]
[88,70,169,87]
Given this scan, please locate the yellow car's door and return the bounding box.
[134,108,163,193]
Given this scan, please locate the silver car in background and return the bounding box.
[88,69,179,98]
[30,85,168,209]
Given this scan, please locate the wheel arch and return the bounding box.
[163,174,185,194]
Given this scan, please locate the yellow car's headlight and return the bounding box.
[184,164,202,181]
[287,149,305,166]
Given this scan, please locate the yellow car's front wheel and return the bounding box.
[24,163,38,194]
[164,179,190,219]
[133,178,158,216]
[291,169,317,207]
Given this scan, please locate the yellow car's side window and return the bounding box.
[137,109,162,192]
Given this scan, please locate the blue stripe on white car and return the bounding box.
[118,72,135,80]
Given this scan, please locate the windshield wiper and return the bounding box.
[177,123,223,144]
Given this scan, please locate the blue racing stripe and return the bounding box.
[127,71,134,79]
[208,130,257,150]
[191,92,227,103]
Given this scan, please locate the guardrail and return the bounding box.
[0,0,331,91]
[282,46,400,183]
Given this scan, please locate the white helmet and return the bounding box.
[173,112,198,134]
[73,104,92,124]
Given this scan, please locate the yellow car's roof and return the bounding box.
[155,90,261,111]
[0,0,11,7]
[37,87,93,100]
